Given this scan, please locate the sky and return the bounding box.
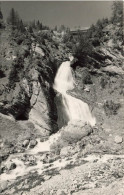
[1,1,113,28]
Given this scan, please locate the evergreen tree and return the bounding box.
[111,1,123,26]
[0,8,3,19]
[31,20,36,28]
[39,22,42,30]
[29,25,33,33]
[18,20,25,32]
[7,8,20,27]
[0,7,3,28]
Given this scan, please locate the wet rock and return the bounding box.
[6,161,16,170]
[29,139,37,148]
[114,136,123,144]
[22,139,30,147]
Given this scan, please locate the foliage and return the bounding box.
[0,8,4,28]
[103,100,121,116]
[29,20,49,31]
[72,35,93,67]
[81,68,93,84]
[111,1,123,26]
[87,18,109,46]
[58,25,70,33]
[0,9,3,19]
[7,8,26,32]
[7,8,20,26]
[111,1,123,45]
[100,77,108,88]
[8,56,24,87]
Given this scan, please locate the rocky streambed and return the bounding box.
[0,122,124,195]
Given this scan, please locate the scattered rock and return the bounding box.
[22,139,30,148]
[0,181,8,193]
[44,175,51,180]
[0,154,9,163]
[114,136,123,144]
[56,189,67,195]
[29,139,37,148]
[60,146,75,156]
[41,153,49,163]
[6,161,16,170]
[24,155,37,166]
[84,86,90,92]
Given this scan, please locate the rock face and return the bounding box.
[0,28,70,137]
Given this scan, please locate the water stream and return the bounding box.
[1,59,96,183]
[54,60,96,128]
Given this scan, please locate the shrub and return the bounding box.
[8,56,24,87]
[103,100,121,116]
[81,69,93,84]
[72,35,93,67]
[100,77,108,88]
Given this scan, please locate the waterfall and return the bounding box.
[53,60,96,128]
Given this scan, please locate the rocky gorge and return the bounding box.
[0,2,124,195]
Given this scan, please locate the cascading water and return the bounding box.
[54,60,96,128]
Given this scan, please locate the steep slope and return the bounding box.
[0,26,70,137]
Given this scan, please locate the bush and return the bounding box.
[72,35,93,67]
[103,100,121,116]
[100,77,108,88]
[81,69,93,84]
[8,56,24,87]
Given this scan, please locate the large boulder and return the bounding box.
[61,120,93,142]
[22,139,30,148]
[29,139,37,148]
[6,161,16,170]
[114,135,123,144]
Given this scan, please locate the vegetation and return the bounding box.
[103,100,121,116]
[8,56,24,87]
[111,1,123,26]
[0,7,4,28]
[100,76,108,88]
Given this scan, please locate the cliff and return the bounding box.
[0,26,70,138]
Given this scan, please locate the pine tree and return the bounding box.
[31,20,36,28]
[39,22,42,30]
[0,7,3,28]
[29,25,33,33]
[18,20,25,32]
[7,8,20,26]
[0,8,3,19]
[111,1,123,26]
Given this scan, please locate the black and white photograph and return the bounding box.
[0,0,124,194]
